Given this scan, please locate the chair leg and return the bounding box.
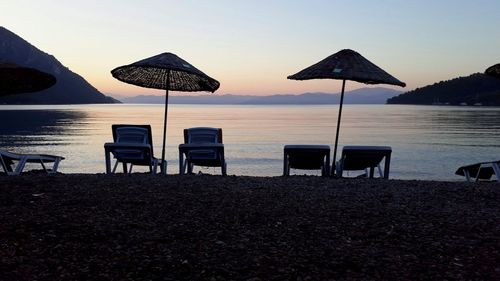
[52,158,61,173]
[112,161,119,173]
[222,162,227,176]
[152,159,158,174]
[463,170,472,182]
[0,156,12,174]
[283,154,288,176]
[40,159,59,174]
[40,160,48,173]
[336,162,343,178]
[473,167,482,182]
[128,164,134,174]
[492,163,500,181]
[0,157,22,175]
[377,164,383,178]
[182,159,187,175]
[13,157,28,175]
[283,154,291,176]
[369,167,375,178]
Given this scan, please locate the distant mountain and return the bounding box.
[387,73,500,106]
[115,87,402,105]
[116,94,254,104]
[0,26,118,104]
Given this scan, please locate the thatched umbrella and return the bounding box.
[287,49,405,176]
[485,63,500,79]
[111,53,220,173]
[0,62,56,96]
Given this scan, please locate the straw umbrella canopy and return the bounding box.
[111,52,220,173]
[0,62,56,96]
[287,49,406,176]
[485,63,500,79]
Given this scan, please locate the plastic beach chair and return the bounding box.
[455,160,500,182]
[336,146,392,179]
[104,124,165,174]
[0,150,64,175]
[178,127,227,175]
[283,145,331,176]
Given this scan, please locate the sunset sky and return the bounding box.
[2,0,499,97]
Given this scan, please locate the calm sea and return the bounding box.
[0,104,499,180]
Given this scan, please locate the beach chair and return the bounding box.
[336,146,392,179]
[0,150,64,175]
[178,127,227,175]
[283,145,331,176]
[455,160,500,182]
[104,124,165,174]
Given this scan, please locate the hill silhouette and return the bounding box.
[115,87,402,104]
[387,73,500,106]
[0,26,118,104]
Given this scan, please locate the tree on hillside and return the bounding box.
[387,73,500,106]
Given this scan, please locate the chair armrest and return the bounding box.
[104,142,154,161]
[179,143,224,149]
[105,142,152,150]
[179,143,224,155]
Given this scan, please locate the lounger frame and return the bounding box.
[455,161,500,182]
[336,146,392,179]
[179,127,227,175]
[104,124,166,175]
[0,150,64,175]
[283,145,331,177]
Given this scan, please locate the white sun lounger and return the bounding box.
[179,127,227,175]
[283,145,331,176]
[455,160,500,182]
[336,146,392,179]
[104,124,165,174]
[0,150,64,175]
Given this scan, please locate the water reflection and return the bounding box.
[391,106,500,147]
[0,104,499,179]
[0,110,88,148]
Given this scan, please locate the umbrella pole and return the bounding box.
[161,72,170,174]
[332,79,346,177]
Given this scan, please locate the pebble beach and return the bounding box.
[0,174,499,280]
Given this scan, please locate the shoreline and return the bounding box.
[1,174,499,280]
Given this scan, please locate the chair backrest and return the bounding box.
[184,127,223,144]
[112,124,155,155]
[116,127,148,143]
[340,146,391,170]
[284,145,330,170]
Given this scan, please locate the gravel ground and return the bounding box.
[0,174,499,280]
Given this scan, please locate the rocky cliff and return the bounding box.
[0,26,118,104]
